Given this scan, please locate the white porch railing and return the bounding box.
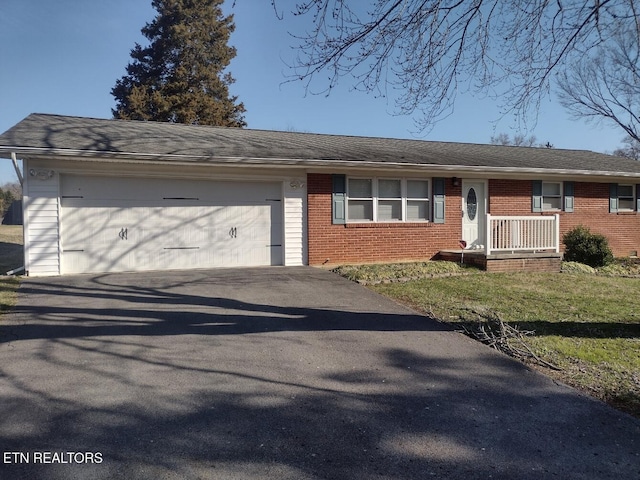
[485,214,560,255]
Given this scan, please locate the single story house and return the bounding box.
[0,113,639,276]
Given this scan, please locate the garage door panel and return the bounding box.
[152,206,224,231]
[63,248,129,274]
[62,176,282,203]
[60,176,283,274]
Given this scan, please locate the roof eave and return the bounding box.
[4,146,640,180]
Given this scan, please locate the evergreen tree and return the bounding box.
[112,0,246,127]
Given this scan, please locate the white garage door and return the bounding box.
[60,175,283,274]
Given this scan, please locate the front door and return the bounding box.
[462,180,486,249]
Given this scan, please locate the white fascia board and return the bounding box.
[6,147,640,181]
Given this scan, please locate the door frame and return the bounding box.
[461,179,488,249]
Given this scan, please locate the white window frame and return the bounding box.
[346,177,431,223]
[406,179,431,222]
[377,178,403,221]
[347,178,374,221]
[542,181,563,211]
[618,184,636,211]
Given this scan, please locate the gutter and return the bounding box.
[3,146,640,180]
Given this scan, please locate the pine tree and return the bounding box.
[112,0,246,127]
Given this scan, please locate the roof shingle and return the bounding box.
[1,113,639,176]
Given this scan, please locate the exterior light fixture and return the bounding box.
[29,169,55,181]
[289,179,305,190]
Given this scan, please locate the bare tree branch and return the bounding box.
[557,20,640,143]
[490,132,539,147]
[613,136,640,160]
[276,0,637,133]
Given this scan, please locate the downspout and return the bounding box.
[10,152,24,186]
[8,152,25,275]
[6,266,25,275]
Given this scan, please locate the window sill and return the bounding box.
[345,221,433,228]
[616,210,637,215]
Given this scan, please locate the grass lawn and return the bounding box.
[334,263,640,418]
[0,225,23,313]
[0,225,24,273]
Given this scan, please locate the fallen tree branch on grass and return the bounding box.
[460,310,562,371]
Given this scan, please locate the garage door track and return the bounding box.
[1,267,639,479]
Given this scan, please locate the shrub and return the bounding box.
[561,261,596,274]
[331,261,470,283]
[597,263,629,276]
[562,225,613,267]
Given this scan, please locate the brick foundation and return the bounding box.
[484,255,562,273]
[437,251,563,273]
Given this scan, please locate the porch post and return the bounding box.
[554,214,560,253]
[485,213,492,255]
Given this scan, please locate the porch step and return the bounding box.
[437,250,562,273]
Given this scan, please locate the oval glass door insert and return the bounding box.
[467,188,477,221]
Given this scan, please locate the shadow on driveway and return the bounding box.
[1,268,449,342]
[1,267,639,479]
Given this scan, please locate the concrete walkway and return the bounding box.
[1,267,638,479]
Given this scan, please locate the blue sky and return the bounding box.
[0,0,628,185]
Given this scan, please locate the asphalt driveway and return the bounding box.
[0,266,638,479]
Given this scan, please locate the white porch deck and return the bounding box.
[486,214,560,255]
[439,214,563,272]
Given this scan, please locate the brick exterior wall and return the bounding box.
[307,174,640,266]
[307,173,462,265]
[489,180,640,257]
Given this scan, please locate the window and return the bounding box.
[618,184,635,211]
[406,180,430,221]
[346,178,430,222]
[347,178,373,221]
[542,182,562,210]
[533,180,574,213]
[378,179,402,221]
[610,183,638,213]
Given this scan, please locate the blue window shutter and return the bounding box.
[563,181,574,213]
[432,177,445,224]
[532,180,543,212]
[609,183,618,213]
[332,174,346,224]
[637,185,640,212]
